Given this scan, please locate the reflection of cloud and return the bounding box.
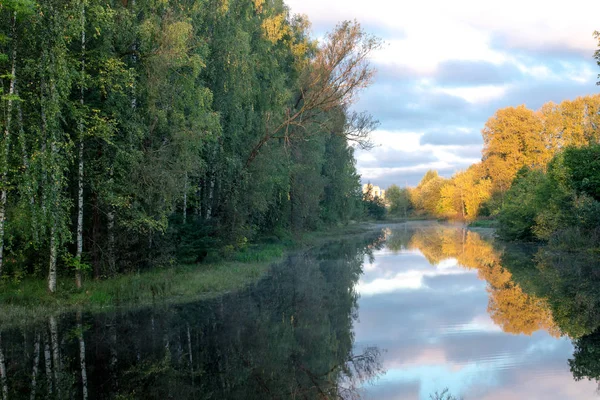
[353,224,597,399]
[356,251,472,296]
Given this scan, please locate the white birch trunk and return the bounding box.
[43,335,52,395]
[0,333,7,400]
[30,333,40,400]
[0,12,18,278]
[76,0,86,289]
[49,316,60,397]
[48,224,57,293]
[76,311,88,400]
[46,68,59,294]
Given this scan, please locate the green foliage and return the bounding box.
[386,184,412,217]
[563,145,600,201]
[497,168,548,241]
[497,145,600,245]
[362,183,386,220]
[570,328,600,381]
[0,0,378,288]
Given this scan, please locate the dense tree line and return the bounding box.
[386,94,600,225]
[0,0,380,291]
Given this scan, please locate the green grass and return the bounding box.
[0,223,373,328]
[0,259,274,328]
[468,219,498,228]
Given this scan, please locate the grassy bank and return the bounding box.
[468,219,498,228]
[0,223,373,328]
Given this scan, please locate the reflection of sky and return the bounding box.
[354,227,598,400]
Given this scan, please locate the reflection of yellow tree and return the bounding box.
[399,226,559,336]
[488,286,559,336]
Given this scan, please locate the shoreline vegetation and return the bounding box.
[379,95,600,255]
[0,223,375,328]
[0,2,382,296]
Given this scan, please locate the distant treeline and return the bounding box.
[387,93,600,247]
[0,0,381,291]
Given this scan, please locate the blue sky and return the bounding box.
[286,0,600,187]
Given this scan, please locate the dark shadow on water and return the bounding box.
[0,231,387,399]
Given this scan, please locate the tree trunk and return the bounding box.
[0,333,7,400]
[30,333,40,400]
[76,0,86,289]
[76,311,88,400]
[49,316,61,397]
[48,223,57,293]
[0,12,18,278]
[43,334,52,396]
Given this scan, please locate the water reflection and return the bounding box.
[2,223,600,399]
[501,244,600,384]
[356,222,598,399]
[383,224,558,337]
[0,232,386,399]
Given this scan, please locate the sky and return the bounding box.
[352,226,598,399]
[285,0,600,187]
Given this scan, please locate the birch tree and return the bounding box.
[75,0,86,288]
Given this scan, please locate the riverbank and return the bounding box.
[0,223,375,328]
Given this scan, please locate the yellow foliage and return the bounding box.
[218,0,229,14]
[482,105,546,193]
[434,164,492,221]
[253,0,264,13]
[480,94,600,194]
[262,14,290,44]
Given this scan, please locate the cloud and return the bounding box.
[286,0,600,186]
[420,129,483,146]
[357,148,438,169]
[434,60,524,87]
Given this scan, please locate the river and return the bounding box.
[0,222,598,399]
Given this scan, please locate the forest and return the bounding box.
[386,93,600,249]
[0,0,382,292]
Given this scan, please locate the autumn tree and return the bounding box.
[411,170,445,216]
[437,164,491,221]
[482,105,548,193]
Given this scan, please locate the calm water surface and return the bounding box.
[1,222,599,399]
[355,223,599,399]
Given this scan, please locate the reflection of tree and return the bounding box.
[569,328,600,382]
[390,225,559,337]
[488,285,558,336]
[0,231,386,399]
[503,247,600,339]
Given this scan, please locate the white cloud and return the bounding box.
[286,0,599,56]
[434,85,509,104]
[355,130,483,187]
[286,0,600,183]
[357,252,475,296]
